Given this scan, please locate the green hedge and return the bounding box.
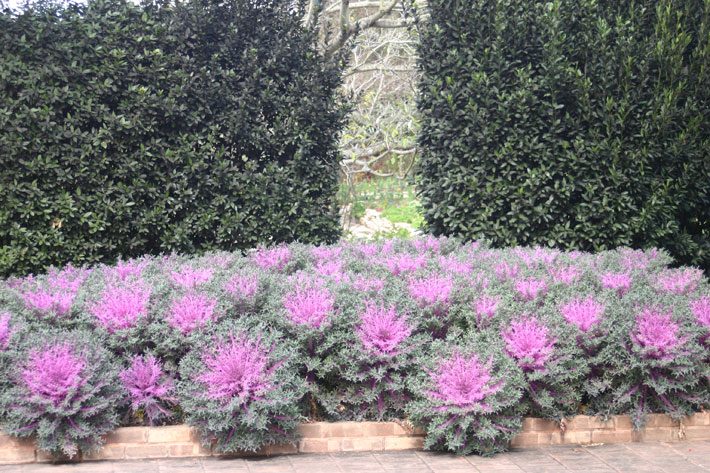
[0,0,347,277]
[415,0,709,269]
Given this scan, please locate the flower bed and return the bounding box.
[2,414,709,464]
[0,238,708,459]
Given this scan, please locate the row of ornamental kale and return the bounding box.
[0,238,708,457]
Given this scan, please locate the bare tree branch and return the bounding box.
[324,0,400,58]
[345,65,417,76]
[303,0,322,29]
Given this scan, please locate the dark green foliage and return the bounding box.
[0,0,347,277]
[415,0,709,269]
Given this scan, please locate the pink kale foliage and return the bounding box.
[514,247,558,268]
[91,281,151,333]
[253,246,291,271]
[383,254,427,276]
[600,272,632,295]
[120,355,175,424]
[311,246,342,262]
[514,278,548,301]
[413,236,442,254]
[21,290,74,317]
[429,352,503,409]
[283,286,334,329]
[438,255,472,275]
[168,293,217,334]
[549,265,580,285]
[170,267,214,289]
[690,297,710,328]
[474,296,500,324]
[356,302,411,356]
[315,259,346,282]
[224,274,260,301]
[620,248,658,271]
[631,308,682,359]
[111,259,148,281]
[409,274,453,307]
[20,265,89,317]
[560,297,605,332]
[0,312,11,351]
[22,343,86,406]
[654,268,703,295]
[502,317,555,371]
[198,335,274,403]
[493,262,519,281]
[352,276,385,293]
[356,242,381,259]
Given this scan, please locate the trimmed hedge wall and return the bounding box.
[0,0,347,277]
[415,0,709,269]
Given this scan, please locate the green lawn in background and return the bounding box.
[338,177,424,229]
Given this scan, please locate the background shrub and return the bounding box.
[0,0,347,277]
[415,0,709,269]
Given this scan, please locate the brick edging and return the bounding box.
[1,413,708,464]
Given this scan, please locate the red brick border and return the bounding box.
[1,413,708,464]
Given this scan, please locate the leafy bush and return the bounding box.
[0,0,347,277]
[591,301,709,427]
[318,296,429,421]
[416,0,709,269]
[0,330,123,457]
[0,237,708,457]
[120,354,176,426]
[177,320,306,452]
[407,337,525,456]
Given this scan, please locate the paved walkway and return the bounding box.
[4,441,709,472]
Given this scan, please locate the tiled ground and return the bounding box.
[3,440,709,472]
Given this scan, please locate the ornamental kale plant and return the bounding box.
[408,274,454,316]
[691,297,710,346]
[600,272,632,296]
[472,296,501,329]
[654,268,703,295]
[407,338,525,456]
[253,246,292,271]
[502,317,555,372]
[170,266,214,289]
[318,301,423,421]
[0,331,123,458]
[120,354,176,425]
[168,292,218,335]
[0,312,10,351]
[0,312,22,398]
[383,253,427,276]
[0,239,707,457]
[15,265,89,320]
[595,305,709,428]
[177,321,305,452]
[514,278,548,302]
[357,302,412,356]
[110,258,149,281]
[630,308,683,360]
[560,297,605,333]
[283,285,335,329]
[224,274,260,300]
[501,317,584,419]
[90,280,151,334]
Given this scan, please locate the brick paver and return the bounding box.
[3,441,709,472]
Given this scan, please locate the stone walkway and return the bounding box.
[4,441,709,472]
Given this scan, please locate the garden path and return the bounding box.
[4,441,710,472]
